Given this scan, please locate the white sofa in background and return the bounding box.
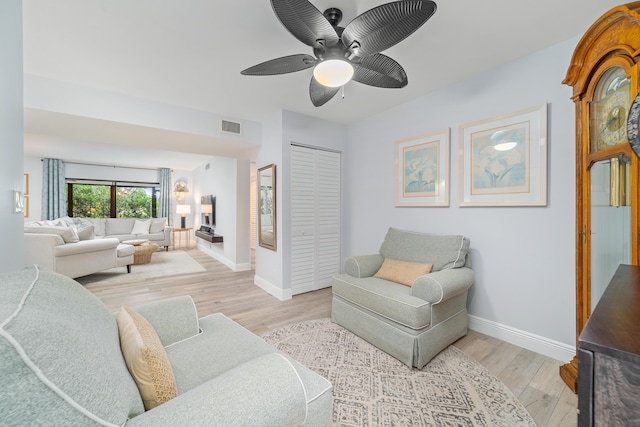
[23,217,170,279]
[87,217,171,250]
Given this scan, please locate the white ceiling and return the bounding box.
[22,0,623,169]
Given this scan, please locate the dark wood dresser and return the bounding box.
[578,264,640,426]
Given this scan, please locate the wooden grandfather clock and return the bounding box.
[561,2,640,392]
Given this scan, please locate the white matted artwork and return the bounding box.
[459,104,547,206]
[395,128,449,207]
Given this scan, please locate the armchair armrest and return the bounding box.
[411,267,474,304]
[344,254,384,278]
[126,353,307,427]
[132,296,199,346]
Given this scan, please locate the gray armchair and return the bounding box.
[331,227,473,369]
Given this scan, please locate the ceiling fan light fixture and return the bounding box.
[313,59,354,87]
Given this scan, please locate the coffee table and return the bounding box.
[123,240,160,265]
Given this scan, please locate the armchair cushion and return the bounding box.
[333,274,431,329]
[379,227,469,271]
[374,258,433,286]
[116,306,178,410]
[131,296,199,347]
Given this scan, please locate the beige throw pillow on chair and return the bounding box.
[374,258,433,287]
[116,306,178,410]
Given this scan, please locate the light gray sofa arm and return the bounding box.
[131,296,199,347]
[126,353,307,427]
[344,254,384,278]
[411,267,474,303]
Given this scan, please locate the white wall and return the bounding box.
[192,156,251,271]
[345,37,579,361]
[254,112,285,297]
[1,1,24,273]
[254,110,348,300]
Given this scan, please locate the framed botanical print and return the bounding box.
[395,128,449,207]
[459,104,547,206]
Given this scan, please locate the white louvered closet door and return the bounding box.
[290,145,341,295]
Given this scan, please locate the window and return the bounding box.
[67,180,159,218]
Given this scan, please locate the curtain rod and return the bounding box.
[41,158,171,172]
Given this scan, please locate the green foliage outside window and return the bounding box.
[116,187,153,218]
[70,184,156,218]
[71,184,110,217]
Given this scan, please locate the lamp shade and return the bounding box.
[176,204,191,215]
[201,204,212,214]
[313,59,354,87]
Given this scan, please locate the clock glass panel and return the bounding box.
[590,67,631,152]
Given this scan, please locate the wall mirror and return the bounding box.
[258,164,276,250]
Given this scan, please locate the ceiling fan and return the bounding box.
[241,0,437,107]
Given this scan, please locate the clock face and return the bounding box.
[590,67,631,151]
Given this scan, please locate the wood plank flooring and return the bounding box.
[86,248,577,426]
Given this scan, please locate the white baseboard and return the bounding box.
[468,315,575,363]
[254,275,292,301]
[196,241,250,272]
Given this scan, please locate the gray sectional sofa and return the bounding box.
[0,266,333,426]
[332,227,474,369]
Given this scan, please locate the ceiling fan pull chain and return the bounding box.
[342,86,345,99]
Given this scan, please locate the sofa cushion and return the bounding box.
[106,218,135,235]
[149,218,166,234]
[117,306,178,410]
[88,218,106,236]
[131,219,151,235]
[379,227,470,271]
[332,274,431,330]
[0,267,145,425]
[24,225,79,243]
[374,258,433,286]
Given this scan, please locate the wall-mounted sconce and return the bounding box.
[14,191,24,214]
[174,178,189,203]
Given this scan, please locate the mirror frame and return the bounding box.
[257,164,276,251]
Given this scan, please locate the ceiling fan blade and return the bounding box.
[342,1,437,57]
[241,54,316,76]
[352,54,407,88]
[271,0,340,48]
[309,77,340,107]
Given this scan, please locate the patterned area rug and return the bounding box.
[261,319,536,427]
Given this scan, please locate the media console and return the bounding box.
[195,229,223,243]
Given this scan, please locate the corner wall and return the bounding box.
[1,1,24,273]
[345,37,579,361]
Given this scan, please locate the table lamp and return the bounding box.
[176,204,191,228]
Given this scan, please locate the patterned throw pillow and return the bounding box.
[116,306,178,410]
[374,258,433,287]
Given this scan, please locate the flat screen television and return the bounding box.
[201,195,216,228]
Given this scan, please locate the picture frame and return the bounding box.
[394,128,450,207]
[459,104,547,206]
[24,173,29,195]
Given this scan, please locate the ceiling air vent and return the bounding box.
[221,119,242,135]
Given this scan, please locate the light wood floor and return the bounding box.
[87,248,577,426]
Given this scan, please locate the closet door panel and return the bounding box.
[290,145,341,294]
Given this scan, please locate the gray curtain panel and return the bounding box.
[159,168,172,225]
[42,158,66,220]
